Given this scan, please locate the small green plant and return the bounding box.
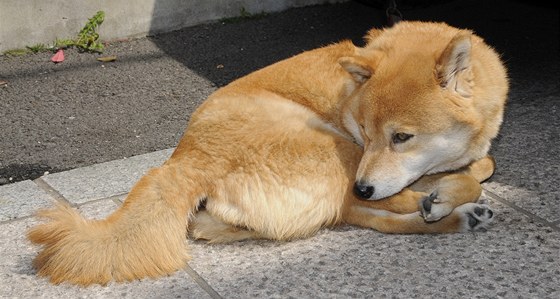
[74,11,105,52]
[2,11,106,57]
[3,44,46,56]
[53,38,75,49]
[3,48,29,56]
[51,11,105,52]
[26,43,48,53]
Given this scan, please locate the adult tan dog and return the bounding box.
[28,21,508,285]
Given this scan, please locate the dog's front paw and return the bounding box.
[455,203,495,232]
[420,191,453,222]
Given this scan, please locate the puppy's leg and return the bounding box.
[189,210,260,243]
[356,156,495,218]
[355,155,495,219]
[465,155,496,183]
[414,155,495,222]
[416,174,481,222]
[343,200,494,234]
[350,188,427,214]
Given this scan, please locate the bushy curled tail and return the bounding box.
[27,164,203,286]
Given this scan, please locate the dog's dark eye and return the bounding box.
[392,132,414,144]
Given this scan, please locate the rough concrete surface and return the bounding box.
[0,0,559,298]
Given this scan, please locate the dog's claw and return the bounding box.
[431,194,441,203]
[420,191,453,222]
[422,194,433,213]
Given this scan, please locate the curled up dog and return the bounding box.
[27,21,508,285]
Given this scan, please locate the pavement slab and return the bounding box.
[485,92,560,223]
[188,196,560,299]
[0,180,56,222]
[41,148,173,204]
[0,198,212,299]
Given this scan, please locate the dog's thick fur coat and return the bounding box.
[28,22,508,285]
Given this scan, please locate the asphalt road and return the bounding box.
[0,0,558,185]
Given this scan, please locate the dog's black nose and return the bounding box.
[353,182,375,199]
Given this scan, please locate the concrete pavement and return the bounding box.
[1,0,559,298]
[1,146,559,298]
[1,149,559,298]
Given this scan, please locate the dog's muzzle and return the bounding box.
[353,182,375,199]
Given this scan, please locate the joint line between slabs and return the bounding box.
[483,187,560,232]
[184,264,223,299]
[33,177,73,206]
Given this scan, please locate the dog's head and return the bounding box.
[339,22,508,200]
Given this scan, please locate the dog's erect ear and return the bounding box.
[436,32,473,97]
[339,56,374,83]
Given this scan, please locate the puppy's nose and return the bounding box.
[353,182,375,199]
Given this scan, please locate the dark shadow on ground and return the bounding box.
[147,0,558,89]
[147,1,386,88]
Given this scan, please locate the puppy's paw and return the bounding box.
[455,203,495,232]
[420,191,453,222]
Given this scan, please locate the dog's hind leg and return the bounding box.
[189,210,261,243]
